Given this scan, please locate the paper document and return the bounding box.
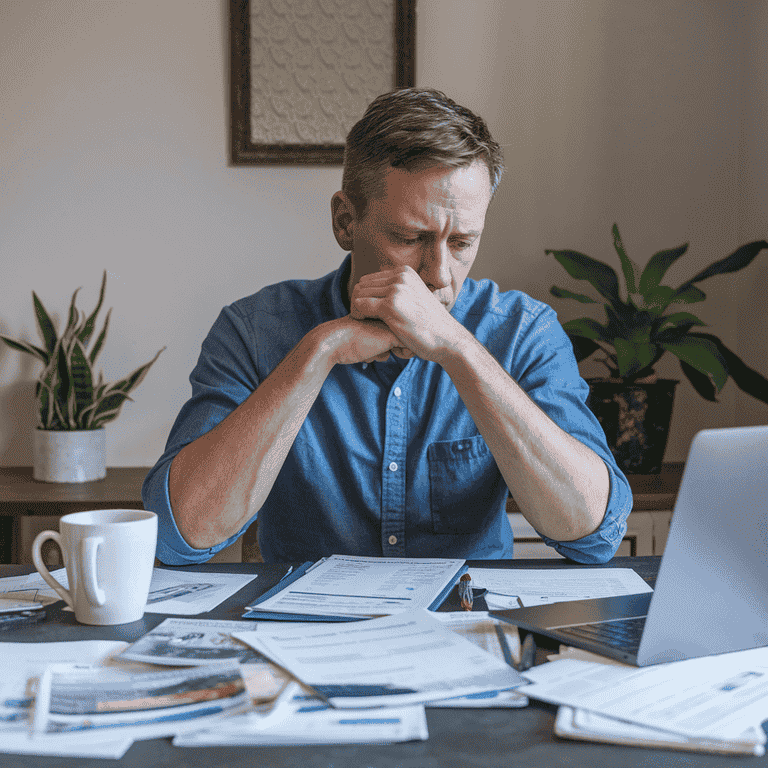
[248,555,465,619]
[173,687,429,747]
[119,618,270,666]
[235,609,524,709]
[555,706,765,756]
[429,612,527,708]
[470,567,652,609]
[0,640,132,759]
[0,568,257,615]
[32,661,252,741]
[520,647,768,740]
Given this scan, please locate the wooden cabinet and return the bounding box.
[2,464,684,564]
[507,463,683,558]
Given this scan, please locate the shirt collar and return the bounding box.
[329,253,353,320]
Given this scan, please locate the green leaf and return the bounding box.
[652,312,706,344]
[85,389,133,428]
[568,336,601,363]
[32,292,58,356]
[613,337,656,379]
[547,249,622,307]
[65,288,82,336]
[0,335,49,364]
[679,360,718,402]
[88,308,111,365]
[561,318,607,341]
[663,336,728,391]
[550,286,598,304]
[612,223,639,295]
[670,284,706,305]
[79,270,107,348]
[68,338,94,424]
[678,240,768,290]
[107,347,164,397]
[638,243,688,296]
[84,347,165,426]
[689,333,768,405]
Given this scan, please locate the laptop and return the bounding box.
[491,425,768,666]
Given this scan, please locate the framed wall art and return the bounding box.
[230,0,416,165]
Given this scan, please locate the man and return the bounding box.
[143,88,632,565]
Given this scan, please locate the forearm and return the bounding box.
[438,331,610,541]
[169,324,338,549]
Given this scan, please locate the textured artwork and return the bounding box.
[230,0,415,164]
[250,0,394,145]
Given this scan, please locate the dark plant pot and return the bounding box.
[586,379,678,474]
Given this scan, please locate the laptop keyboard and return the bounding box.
[555,616,646,654]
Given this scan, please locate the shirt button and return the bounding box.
[388,535,398,545]
[389,462,398,472]
[394,387,402,397]
[362,362,368,369]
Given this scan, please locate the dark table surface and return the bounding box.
[0,557,761,768]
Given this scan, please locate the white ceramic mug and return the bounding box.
[32,509,158,625]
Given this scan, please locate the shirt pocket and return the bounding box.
[427,435,500,534]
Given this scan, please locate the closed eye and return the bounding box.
[393,233,421,245]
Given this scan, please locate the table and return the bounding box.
[0,465,686,563]
[0,556,761,768]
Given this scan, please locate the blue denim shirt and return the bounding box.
[143,255,632,564]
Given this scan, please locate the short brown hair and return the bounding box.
[342,88,505,217]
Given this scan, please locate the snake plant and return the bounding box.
[1,271,164,430]
[548,224,768,404]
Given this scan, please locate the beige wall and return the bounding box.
[1,0,766,468]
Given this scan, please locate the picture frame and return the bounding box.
[229,0,416,165]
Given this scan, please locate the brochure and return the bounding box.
[32,661,251,741]
[0,641,132,759]
[119,618,269,666]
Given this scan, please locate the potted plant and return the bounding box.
[548,224,768,473]
[1,271,164,482]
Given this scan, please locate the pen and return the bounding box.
[458,573,473,611]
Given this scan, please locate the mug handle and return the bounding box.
[31,530,73,609]
[81,536,106,606]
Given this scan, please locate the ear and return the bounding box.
[331,191,356,251]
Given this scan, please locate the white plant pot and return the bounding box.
[33,429,107,483]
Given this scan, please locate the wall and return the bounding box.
[1,0,766,468]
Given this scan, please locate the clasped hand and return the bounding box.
[346,266,458,364]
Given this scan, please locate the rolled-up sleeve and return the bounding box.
[510,304,633,564]
[142,305,260,565]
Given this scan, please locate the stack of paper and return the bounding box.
[469,567,653,610]
[32,662,252,741]
[243,555,467,620]
[0,568,258,615]
[234,609,525,708]
[0,641,133,759]
[173,684,429,747]
[518,647,768,755]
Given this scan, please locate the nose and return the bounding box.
[419,241,451,293]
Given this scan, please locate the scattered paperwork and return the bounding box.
[469,567,653,609]
[554,706,765,756]
[519,647,768,741]
[0,568,257,615]
[235,609,524,708]
[246,555,466,619]
[173,686,429,747]
[119,618,269,666]
[32,661,252,741]
[0,641,132,759]
[429,612,527,708]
